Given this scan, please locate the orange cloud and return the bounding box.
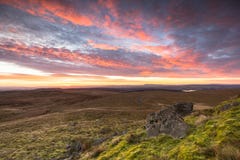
[102,19,153,41]
[134,30,152,41]
[40,1,92,26]
[2,73,240,89]
[1,42,222,78]
[131,44,176,58]
[0,43,130,69]
[98,0,119,19]
[87,40,119,50]
[131,43,211,75]
[1,0,154,41]
[139,70,153,76]
[0,0,93,26]
[97,0,153,41]
[151,48,206,72]
[145,45,172,56]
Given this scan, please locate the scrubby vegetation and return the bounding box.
[0,111,144,159]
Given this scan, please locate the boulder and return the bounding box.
[172,102,193,116]
[219,101,240,112]
[146,107,189,138]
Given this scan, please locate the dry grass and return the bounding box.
[214,144,240,160]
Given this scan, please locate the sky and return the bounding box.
[0,0,240,88]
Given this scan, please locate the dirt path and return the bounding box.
[194,103,212,110]
[70,107,157,113]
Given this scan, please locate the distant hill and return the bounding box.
[1,84,240,92]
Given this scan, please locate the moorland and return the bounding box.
[0,87,240,159]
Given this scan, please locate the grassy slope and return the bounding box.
[0,110,146,159]
[84,98,240,160]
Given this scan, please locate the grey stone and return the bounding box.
[219,101,240,112]
[232,101,240,107]
[146,106,189,138]
[172,102,193,116]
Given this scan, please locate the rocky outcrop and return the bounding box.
[218,101,240,112]
[172,102,193,116]
[146,102,193,138]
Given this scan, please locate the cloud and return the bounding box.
[87,40,119,51]
[1,37,240,79]
[0,42,131,70]
[97,0,154,41]
[0,0,93,26]
[0,0,154,42]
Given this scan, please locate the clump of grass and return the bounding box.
[200,108,215,116]
[110,137,122,147]
[214,144,240,160]
[126,132,144,144]
[91,147,106,158]
[99,127,112,134]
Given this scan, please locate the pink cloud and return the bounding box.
[0,0,93,26]
[87,40,119,51]
[0,43,131,69]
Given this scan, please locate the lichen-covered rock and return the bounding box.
[172,102,193,116]
[219,101,240,112]
[146,107,189,138]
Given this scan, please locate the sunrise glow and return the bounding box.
[0,0,239,88]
